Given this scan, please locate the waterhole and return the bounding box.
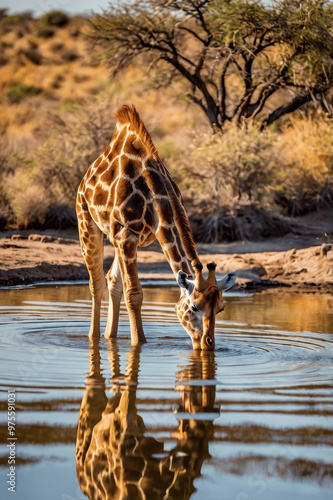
[0,284,332,500]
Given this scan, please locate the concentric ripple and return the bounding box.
[0,284,332,391]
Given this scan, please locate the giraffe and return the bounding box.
[76,341,219,500]
[76,104,239,350]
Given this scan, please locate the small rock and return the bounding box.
[11,234,27,241]
[56,238,77,245]
[28,234,55,243]
[28,234,42,242]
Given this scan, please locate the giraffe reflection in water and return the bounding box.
[76,342,219,499]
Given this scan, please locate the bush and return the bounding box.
[170,125,279,214]
[18,48,42,65]
[190,205,293,243]
[7,84,42,103]
[62,50,80,62]
[275,113,333,215]
[37,10,69,37]
[37,27,54,38]
[14,185,50,230]
[0,184,13,230]
[50,42,64,52]
[44,203,77,229]
[39,10,69,28]
[4,15,26,25]
[34,98,114,203]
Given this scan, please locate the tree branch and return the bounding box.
[261,94,313,130]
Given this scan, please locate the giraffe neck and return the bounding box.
[156,221,200,280]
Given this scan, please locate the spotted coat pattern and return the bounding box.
[76,343,217,500]
[76,104,234,349]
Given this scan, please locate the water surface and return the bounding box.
[0,285,332,499]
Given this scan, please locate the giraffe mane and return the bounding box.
[114,104,159,159]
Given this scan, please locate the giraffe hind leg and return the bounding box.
[105,253,123,339]
[77,198,106,339]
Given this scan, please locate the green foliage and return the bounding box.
[37,10,69,37]
[6,85,42,103]
[39,10,69,28]
[3,14,27,25]
[156,140,181,160]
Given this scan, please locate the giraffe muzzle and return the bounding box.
[201,315,216,350]
[201,333,215,351]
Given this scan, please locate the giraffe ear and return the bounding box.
[177,271,195,295]
[217,271,240,292]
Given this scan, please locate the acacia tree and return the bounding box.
[89,0,333,131]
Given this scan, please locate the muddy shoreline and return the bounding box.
[1,227,332,293]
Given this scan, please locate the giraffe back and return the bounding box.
[76,104,198,265]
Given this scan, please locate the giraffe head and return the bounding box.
[175,262,239,351]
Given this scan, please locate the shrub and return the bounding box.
[190,205,293,243]
[170,124,279,214]
[34,98,115,204]
[7,84,42,103]
[51,74,64,89]
[37,10,69,37]
[50,42,64,53]
[73,73,90,83]
[156,140,181,160]
[14,185,50,230]
[19,48,42,65]
[37,27,54,38]
[4,15,26,25]
[275,113,333,215]
[44,202,77,229]
[39,10,69,28]
[62,50,80,62]
[0,184,13,230]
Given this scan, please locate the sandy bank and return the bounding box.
[0,223,332,292]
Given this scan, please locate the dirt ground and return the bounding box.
[0,210,332,292]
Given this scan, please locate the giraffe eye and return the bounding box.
[191,304,199,312]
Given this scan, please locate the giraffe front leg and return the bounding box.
[77,198,106,339]
[105,254,123,339]
[114,229,146,346]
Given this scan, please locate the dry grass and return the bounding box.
[274,113,333,215]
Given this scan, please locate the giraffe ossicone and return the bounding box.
[76,104,239,350]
